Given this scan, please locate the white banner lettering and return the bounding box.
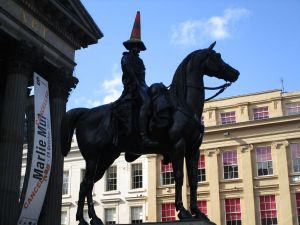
[18,73,52,225]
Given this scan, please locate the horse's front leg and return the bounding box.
[185,148,212,223]
[170,138,193,220]
[85,160,104,225]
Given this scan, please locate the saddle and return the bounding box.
[110,83,172,147]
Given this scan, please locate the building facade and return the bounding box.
[1,1,102,224]
[21,89,300,225]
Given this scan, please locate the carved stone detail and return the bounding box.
[271,141,289,150]
[204,148,220,157]
[48,68,78,101]
[238,144,254,153]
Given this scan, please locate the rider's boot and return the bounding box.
[140,132,159,148]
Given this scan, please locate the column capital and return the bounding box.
[6,40,40,77]
[271,140,289,150]
[204,148,220,157]
[238,144,254,153]
[48,67,78,101]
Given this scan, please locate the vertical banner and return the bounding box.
[18,73,52,225]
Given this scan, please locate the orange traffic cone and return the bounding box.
[123,11,146,51]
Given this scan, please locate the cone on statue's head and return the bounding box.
[123,11,146,51]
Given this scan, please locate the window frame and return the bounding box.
[161,203,176,221]
[106,166,117,191]
[225,198,242,225]
[104,208,117,225]
[291,143,300,173]
[286,102,300,115]
[253,106,269,120]
[220,111,236,125]
[131,163,143,189]
[161,161,175,186]
[197,200,208,216]
[130,206,143,224]
[256,146,273,177]
[296,193,300,225]
[259,195,277,225]
[222,150,239,180]
[197,154,206,182]
[62,170,70,196]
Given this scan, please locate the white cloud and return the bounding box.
[72,64,122,108]
[101,64,122,104]
[170,7,249,47]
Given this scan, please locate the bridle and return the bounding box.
[184,82,232,101]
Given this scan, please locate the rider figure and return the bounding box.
[122,11,158,148]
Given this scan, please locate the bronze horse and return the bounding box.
[61,42,239,225]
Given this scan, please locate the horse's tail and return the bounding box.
[61,108,88,156]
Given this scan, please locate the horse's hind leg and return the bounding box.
[86,151,119,225]
[77,159,103,225]
[185,148,210,222]
[170,138,193,220]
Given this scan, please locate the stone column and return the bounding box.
[0,41,33,225]
[272,141,293,225]
[147,154,157,222]
[38,69,77,225]
[238,144,256,225]
[205,148,221,225]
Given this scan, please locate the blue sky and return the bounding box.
[68,0,300,109]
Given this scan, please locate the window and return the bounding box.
[221,111,236,125]
[106,166,117,191]
[256,146,273,176]
[81,169,86,182]
[105,208,116,225]
[131,206,143,223]
[225,198,242,225]
[161,203,176,221]
[61,211,68,225]
[197,200,207,215]
[286,102,300,115]
[291,143,300,173]
[20,175,24,196]
[132,164,143,189]
[198,155,206,182]
[253,106,269,120]
[161,161,174,185]
[62,171,69,195]
[223,151,238,179]
[83,209,89,222]
[260,195,277,225]
[296,193,300,225]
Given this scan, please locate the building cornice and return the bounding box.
[205,114,300,133]
[15,0,102,49]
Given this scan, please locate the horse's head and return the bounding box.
[202,41,239,83]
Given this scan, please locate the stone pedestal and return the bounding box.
[117,221,216,225]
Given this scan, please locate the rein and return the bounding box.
[204,82,232,101]
[183,82,232,101]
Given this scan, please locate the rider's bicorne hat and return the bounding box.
[123,11,146,51]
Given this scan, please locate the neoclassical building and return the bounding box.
[21,89,300,225]
[1,1,102,224]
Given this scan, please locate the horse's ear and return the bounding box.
[208,41,216,50]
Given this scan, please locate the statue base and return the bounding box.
[117,220,216,225]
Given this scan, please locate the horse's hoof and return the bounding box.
[178,209,193,220]
[90,217,104,225]
[78,218,89,225]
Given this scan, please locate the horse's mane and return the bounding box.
[169,49,206,108]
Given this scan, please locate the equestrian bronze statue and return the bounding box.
[61,12,239,225]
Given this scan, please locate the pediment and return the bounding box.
[15,0,103,49]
